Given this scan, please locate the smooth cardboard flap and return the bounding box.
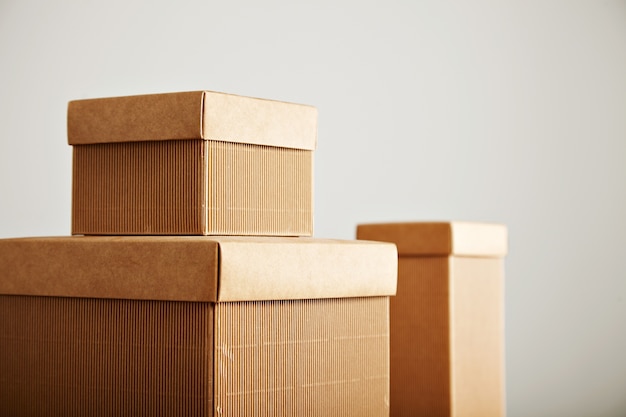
[67,91,317,150]
[357,221,508,258]
[0,236,220,302]
[0,236,396,302]
[213,237,397,301]
[67,92,205,144]
[202,91,317,150]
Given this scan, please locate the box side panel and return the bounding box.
[206,141,312,236]
[0,296,214,417]
[72,140,204,235]
[214,297,389,417]
[391,257,451,417]
[449,257,505,417]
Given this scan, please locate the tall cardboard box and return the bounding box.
[0,236,396,417]
[357,222,508,417]
[68,91,317,236]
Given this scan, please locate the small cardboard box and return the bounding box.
[0,236,396,417]
[357,222,508,417]
[68,91,317,236]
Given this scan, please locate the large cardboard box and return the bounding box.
[0,236,396,417]
[357,222,508,417]
[68,91,317,236]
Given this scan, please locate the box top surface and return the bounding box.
[67,91,317,150]
[0,236,396,302]
[357,221,507,258]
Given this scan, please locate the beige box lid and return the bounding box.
[357,221,508,258]
[0,236,396,302]
[67,91,317,150]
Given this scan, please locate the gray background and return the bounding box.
[1,1,625,416]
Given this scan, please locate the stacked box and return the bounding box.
[0,236,397,416]
[0,90,398,416]
[357,222,508,417]
[68,91,317,236]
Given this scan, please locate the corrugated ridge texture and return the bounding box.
[206,141,312,236]
[449,257,505,417]
[72,140,203,235]
[0,295,213,417]
[72,140,312,236]
[391,257,451,417]
[214,297,389,417]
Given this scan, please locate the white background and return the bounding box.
[1,1,625,416]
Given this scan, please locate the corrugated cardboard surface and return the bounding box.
[0,236,397,302]
[214,297,390,416]
[204,140,312,236]
[67,91,317,150]
[0,295,390,416]
[356,221,506,417]
[72,140,204,235]
[72,139,312,236]
[0,296,214,416]
[390,257,451,417]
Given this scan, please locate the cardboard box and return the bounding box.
[357,222,508,417]
[68,91,317,236]
[0,236,396,417]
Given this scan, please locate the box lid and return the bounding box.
[67,91,317,150]
[357,221,507,258]
[0,236,396,302]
